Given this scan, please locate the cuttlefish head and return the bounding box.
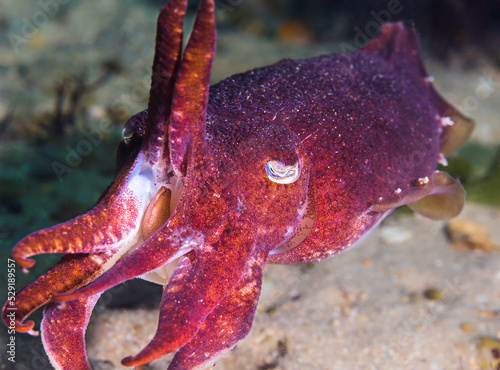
[2,0,310,368]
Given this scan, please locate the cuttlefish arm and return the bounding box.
[41,294,101,370]
[3,252,115,335]
[168,247,268,370]
[2,0,188,367]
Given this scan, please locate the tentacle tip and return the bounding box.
[15,320,38,336]
[12,248,36,269]
[12,255,34,270]
[121,353,154,368]
[27,328,40,337]
[121,355,142,367]
[14,257,35,271]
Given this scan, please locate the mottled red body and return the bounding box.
[2,0,472,369]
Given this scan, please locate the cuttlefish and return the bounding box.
[2,0,473,368]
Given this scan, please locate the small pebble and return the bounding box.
[446,219,500,252]
[423,288,444,300]
[460,322,476,333]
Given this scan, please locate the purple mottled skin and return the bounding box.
[2,0,472,369]
[207,38,443,263]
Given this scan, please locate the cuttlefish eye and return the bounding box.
[265,160,300,184]
[121,125,135,144]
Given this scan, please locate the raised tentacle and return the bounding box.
[142,0,187,166]
[51,0,217,306]
[169,0,216,176]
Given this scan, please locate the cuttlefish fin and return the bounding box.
[363,22,474,156]
[363,22,471,220]
[362,22,427,81]
[430,87,475,156]
[368,171,466,220]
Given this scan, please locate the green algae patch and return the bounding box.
[439,142,500,207]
